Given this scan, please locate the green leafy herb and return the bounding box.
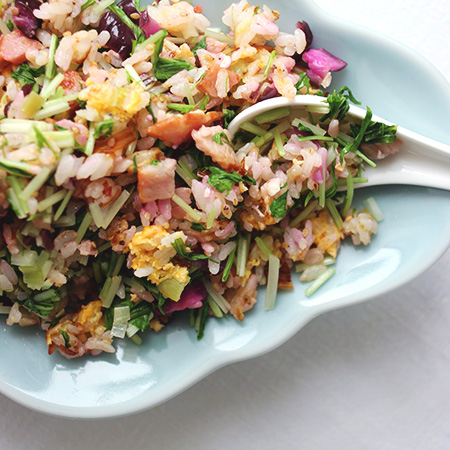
[11,64,45,86]
[192,36,207,55]
[223,108,236,128]
[151,29,168,66]
[190,222,206,231]
[205,166,256,195]
[77,98,87,109]
[340,107,373,163]
[109,4,144,44]
[129,315,151,332]
[295,72,311,94]
[132,155,137,174]
[154,58,194,81]
[192,302,209,340]
[212,132,232,146]
[270,191,288,218]
[21,288,61,317]
[167,103,196,113]
[319,86,361,122]
[54,124,67,131]
[172,238,218,263]
[94,119,114,138]
[0,159,34,177]
[59,330,71,348]
[350,121,397,144]
[6,19,14,31]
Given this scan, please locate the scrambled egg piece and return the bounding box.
[309,210,344,258]
[78,80,149,121]
[128,226,189,287]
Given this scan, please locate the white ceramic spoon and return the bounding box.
[228,95,450,191]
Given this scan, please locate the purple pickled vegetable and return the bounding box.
[40,230,54,251]
[21,83,35,96]
[296,20,313,49]
[302,48,347,86]
[139,9,162,38]
[292,126,311,137]
[98,11,135,60]
[163,282,207,315]
[12,0,41,38]
[118,0,139,24]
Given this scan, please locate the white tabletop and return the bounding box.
[1,1,450,449]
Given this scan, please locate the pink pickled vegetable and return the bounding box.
[302,48,347,86]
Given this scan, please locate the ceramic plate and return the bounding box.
[1,0,450,419]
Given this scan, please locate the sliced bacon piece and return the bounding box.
[137,158,177,203]
[147,110,221,147]
[191,125,239,172]
[0,30,42,66]
[197,63,240,98]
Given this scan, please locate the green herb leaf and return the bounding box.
[212,132,232,146]
[172,238,218,263]
[350,121,397,144]
[94,119,114,138]
[151,29,168,66]
[59,330,71,348]
[223,108,236,128]
[11,64,45,86]
[6,19,14,31]
[295,72,311,94]
[270,191,288,218]
[154,57,194,81]
[190,222,206,232]
[319,86,361,123]
[167,103,196,113]
[192,36,207,55]
[205,166,256,195]
[340,107,373,163]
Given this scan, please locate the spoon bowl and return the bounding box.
[228,95,450,191]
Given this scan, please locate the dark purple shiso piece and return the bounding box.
[21,83,35,96]
[302,47,347,86]
[40,229,55,251]
[139,9,162,38]
[12,0,41,38]
[296,20,313,50]
[117,0,139,24]
[98,11,135,60]
[163,282,207,315]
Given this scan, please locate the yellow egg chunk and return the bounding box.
[79,80,149,121]
[128,226,190,289]
[309,210,343,258]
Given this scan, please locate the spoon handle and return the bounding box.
[361,127,450,190]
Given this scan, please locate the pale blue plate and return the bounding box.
[1,0,450,418]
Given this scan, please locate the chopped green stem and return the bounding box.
[43,93,78,108]
[84,123,96,156]
[292,118,326,136]
[253,120,292,148]
[236,234,250,277]
[263,50,276,77]
[135,29,167,53]
[45,35,59,79]
[40,73,64,100]
[304,267,335,297]
[264,254,280,310]
[124,64,147,90]
[355,150,377,168]
[206,206,216,229]
[103,190,131,229]
[240,121,268,136]
[325,198,343,230]
[34,102,70,120]
[93,0,115,15]
[295,256,336,273]
[297,135,334,142]
[172,194,202,222]
[204,28,234,45]
[37,189,66,212]
[289,199,319,228]
[0,119,53,134]
[19,167,51,202]
[204,280,230,313]
[255,236,273,258]
[273,128,285,157]
[363,196,384,222]
[341,172,354,218]
[254,106,290,125]
[337,176,368,186]
[207,295,224,318]
[221,242,237,282]
[75,212,92,244]
[53,189,73,221]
